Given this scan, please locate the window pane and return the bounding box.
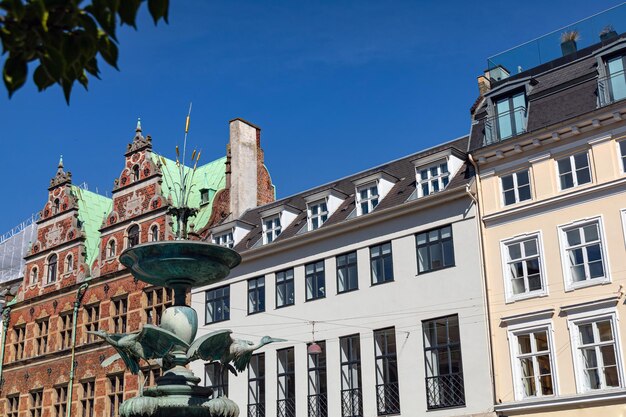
[518,184,531,201]
[502,175,514,190]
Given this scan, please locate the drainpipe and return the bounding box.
[0,305,12,389]
[467,153,498,409]
[66,282,89,417]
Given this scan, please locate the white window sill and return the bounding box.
[496,388,626,412]
[564,277,611,292]
[505,291,549,304]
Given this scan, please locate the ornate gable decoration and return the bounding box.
[49,156,72,189]
[126,119,152,156]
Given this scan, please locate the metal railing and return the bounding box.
[598,69,626,107]
[341,388,363,417]
[426,373,465,410]
[308,393,328,417]
[376,382,400,415]
[248,403,265,417]
[277,398,295,417]
[483,106,527,145]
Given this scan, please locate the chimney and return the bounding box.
[477,74,491,96]
[229,118,260,219]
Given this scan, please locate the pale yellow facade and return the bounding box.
[473,107,626,416]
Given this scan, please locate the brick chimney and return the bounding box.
[229,118,261,219]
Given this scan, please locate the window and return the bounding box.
[503,235,545,300]
[357,183,379,215]
[248,277,265,314]
[511,328,555,399]
[308,200,328,230]
[150,225,159,242]
[374,328,400,415]
[263,215,281,244]
[47,253,58,284]
[340,334,362,417]
[277,347,296,417]
[306,261,325,301]
[108,374,124,417]
[417,162,449,197]
[337,252,358,293]
[112,297,128,333]
[416,226,454,274]
[7,394,19,417]
[144,365,162,388]
[308,341,327,417]
[30,266,38,285]
[620,140,626,172]
[60,313,73,350]
[144,287,173,325]
[127,225,140,248]
[12,325,25,361]
[370,243,393,285]
[606,55,626,103]
[200,189,210,205]
[54,385,68,417]
[53,198,60,214]
[107,239,116,258]
[80,380,95,417]
[495,92,527,140]
[132,164,140,182]
[501,170,531,206]
[276,269,295,308]
[65,253,74,273]
[35,318,49,355]
[561,219,607,289]
[84,303,100,343]
[205,362,228,398]
[213,231,234,248]
[205,286,230,324]
[557,152,591,190]
[571,315,622,391]
[423,315,465,409]
[29,389,43,417]
[248,353,265,417]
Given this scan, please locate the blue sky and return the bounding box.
[0,0,620,233]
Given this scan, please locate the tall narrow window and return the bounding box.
[150,225,159,242]
[495,92,526,140]
[374,328,400,415]
[337,252,358,293]
[501,170,531,206]
[504,235,545,300]
[144,287,174,325]
[112,297,128,333]
[248,277,265,314]
[47,253,58,284]
[205,286,230,324]
[573,317,621,391]
[80,380,95,417]
[7,394,20,417]
[371,243,393,285]
[308,200,329,230]
[54,385,68,417]
[65,253,74,273]
[511,329,555,398]
[306,261,326,301]
[417,162,450,197]
[13,325,25,361]
[35,318,49,355]
[340,334,362,417]
[107,240,117,258]
[308,341,327,417]
[53,198,60,214]
[127,225,140,248]
[30,266,38,285]
[84,303,100,343]
[619,140,626,172]
[263,215,282,244]
[29,389,43,417]
[557,152,591,190]
[144,365,162,388]
[416,226,455,273]
[423,315,465,409]
[277,348,296,417]
[108,374,124,417]
[562,220,607,288]
[607,55,626,102]
[59,313,73,350]
[248,353,265,417]
[276,269,295,308]
[205,362,228,398]
[357,183,379,215]
[132,165,140,182]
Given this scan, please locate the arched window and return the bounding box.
[30,267,38,285]
[65,254,74,273]
[108,240,117,258]
[127,225,140,248]
[53,198,60,214]
[132,165,140,182]
[47,254,58,284]
[150,225,159,242]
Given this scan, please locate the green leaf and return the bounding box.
[118,0,140,28]
[148,0,169,24]
[61,78,74,104]
[33,65,55,91]
[3,55,28,97]
[98,36,119,69]
[41,47,65,80]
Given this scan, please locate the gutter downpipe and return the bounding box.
[467,153,498,411]
[67,282,89,417]
[0,305,12,389]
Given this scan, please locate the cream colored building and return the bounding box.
[470,32,626,416]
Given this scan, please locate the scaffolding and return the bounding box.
[0,214,38,283]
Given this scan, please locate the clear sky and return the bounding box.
[0,0,620,233]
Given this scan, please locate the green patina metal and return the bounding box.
[70,185,112,266]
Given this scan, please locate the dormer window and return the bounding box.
[606,55,626,103]
[307,200,328,230]
[352,172,397,217]
[357,183,379,215]
[213,230,234,248]
[259,205,298,245]
[132,165,140,182]
[263,215,281,244]
[494,91,527,140]
[200,189,210,205]
[303,189,346,231]
[417,162,449,197]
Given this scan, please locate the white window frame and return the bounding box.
[567,309,625,393]
[356,182,379,216]
[307,199,329,231]
[500,232,548,303]
[213,230,234,248]
[262,215,281,244]
[556,151,592,191]
[416,160,450,198]
[500,169,532,207]
[621,209,626,248]
[618,139,626,174]
[507,319,558,401]
[558,216,610,291]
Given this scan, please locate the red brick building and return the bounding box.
[0,118,274,417]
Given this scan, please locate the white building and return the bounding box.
[190,137,496,417]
